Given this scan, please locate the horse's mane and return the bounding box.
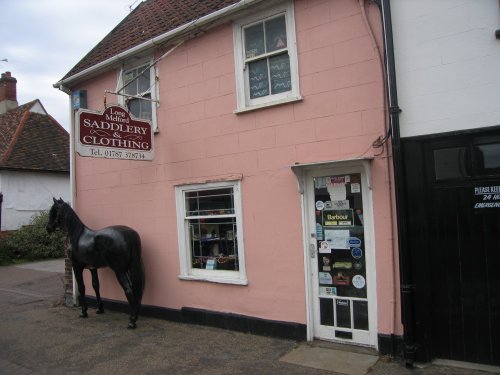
[60,203,85,239]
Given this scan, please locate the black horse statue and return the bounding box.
[46,198,145,329]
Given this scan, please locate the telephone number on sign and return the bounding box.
[125,151,146,160]
[89,148,146,160]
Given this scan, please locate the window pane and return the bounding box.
[353,300,369,330]
[336,299,351,328]
[186,188,235,216]
[139,98,152,120]
[269,54,291,94]
[265,15,287,53]
[434,147,470,180]
[128,98,141,118]
[137,69,150,93]
[474,143,500,176]
[244,23,265,58]
[320,298,334,326]
[189,217,239,271]
[248,59,270,99]
[128,97,152,120]
[124,70,137,95]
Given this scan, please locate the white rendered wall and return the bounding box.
[0,171,70,230]
[390,0,500,138]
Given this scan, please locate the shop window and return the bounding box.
[233,1,301,112]
[118,59,158,132]
[175,181,247,285]
[433,147,470,181]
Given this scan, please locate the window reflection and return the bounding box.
[474,143,500,176]
[434,147,470,180]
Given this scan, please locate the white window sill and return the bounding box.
[179,274,248,285]
[234,95,303,114]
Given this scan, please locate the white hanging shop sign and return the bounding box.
[76,105,154,161]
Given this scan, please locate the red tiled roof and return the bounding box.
[62,0,241,81]
[0,101,69,172]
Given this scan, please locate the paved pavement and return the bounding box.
[0,259,496,375]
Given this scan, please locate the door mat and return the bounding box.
[280,344,379,375]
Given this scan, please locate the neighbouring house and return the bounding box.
[390,0,500,367]
[0,72,70,231]
[55,0,402,356]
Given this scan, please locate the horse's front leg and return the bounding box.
[115,272,138,329]
[90,268,104,314]
[73,265,88,318]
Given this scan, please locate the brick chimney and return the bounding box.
[0,72,18,114]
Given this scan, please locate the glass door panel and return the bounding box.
[313,173,370,343]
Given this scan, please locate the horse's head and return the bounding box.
[46,197,65,233]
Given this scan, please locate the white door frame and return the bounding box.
[292,158,378,347]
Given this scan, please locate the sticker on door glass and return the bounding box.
[322,256,331,271]
[352,275,366,289]
[323,209,354,227]
[316,223,323,240]
[331,200,350,209]
[351,247,363,259]
[353,261,363,270]
[333,261,352,269]
[329,176,346,184]
[347,237,362,247]
[325,229,350,249]
[315,177,328,189]
[351,183,361,193]
[319,286,337,296]
[319,272,333,285]
[327,181,347,201]
[316,201,325,210]
[319,241,331,253]
[333,273,350,286]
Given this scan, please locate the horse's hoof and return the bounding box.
[80,312,88,318]
[127,322,137,329]
[96,309,104,314]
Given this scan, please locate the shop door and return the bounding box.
[426,140,500,365]
[307,169,376,346]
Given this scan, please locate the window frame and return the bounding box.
[175,180,247,285]
[233,1,301,113]
[117,57,159,132]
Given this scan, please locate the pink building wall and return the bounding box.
[74,0,401,336]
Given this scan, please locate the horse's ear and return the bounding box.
[53,197,58,204]
[58,197,64,203]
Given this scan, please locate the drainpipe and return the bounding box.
[0,192,3,230]
[378,0,416,366]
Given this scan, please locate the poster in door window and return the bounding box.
[314,174,367,299]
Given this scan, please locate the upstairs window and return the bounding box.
[233,2,301,112]
[118,59,158,132]
[123,64,152,121]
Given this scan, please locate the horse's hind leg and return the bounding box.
[90,268,104,314]
[73,265,88,318]
[115,272,138,329]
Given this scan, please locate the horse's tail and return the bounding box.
[129,232,145,305]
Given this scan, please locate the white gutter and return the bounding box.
[53,0,265,89]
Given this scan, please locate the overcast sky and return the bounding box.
[0,0,139,131]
